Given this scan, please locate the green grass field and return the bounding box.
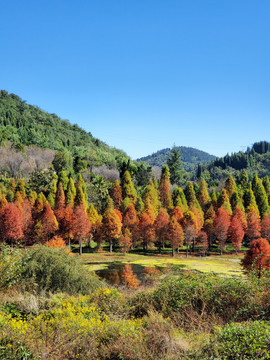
[81,251,244,277]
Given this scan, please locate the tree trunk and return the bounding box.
[172,248,175,257]
[109,240,113,253]
[186,246,188,257]
[79,239,82,256]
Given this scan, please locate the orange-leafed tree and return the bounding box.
[166,216,184,257]
[171,206,184,224]
[121,264,140,289]
[228,216,245,254]
[241,238,270,277]
[102,207,122,253]
[54,182,66,223]
[110,180,122,210]
[154,208,169,253]
[261,214,270,242]
[159,165,172,209]
[214,208,231,255]
[0,203,24,246]
[139,212,155,252]
[123,203,139,247]
[246,212,261,244]
[34,202,59,244]
[72,205,91,255]
[119,228,132,254]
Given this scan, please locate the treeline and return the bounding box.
[198,141,270,183]
[0,90,129,170]
[1,165,270,259]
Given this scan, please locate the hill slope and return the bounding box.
[138,146,216,172]
[201,141,270,181]
[0,90,129,169]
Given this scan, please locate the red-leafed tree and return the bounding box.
[154,208,169,253]
[0,203,23,246]
[241,238,270,277]
[197,231,208,256]
[228,216,245,254]
[61,205,74,248]
[261,214,270,242]
[214,208,231,255]
[72,205,91,255]
[166,216,184,256]
[139,212,155,252]
[233,206,247,231]
[246,213,261,244]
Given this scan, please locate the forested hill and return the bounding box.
[198,141,270,182]
[138,146,216,172]
[0,90,129,168]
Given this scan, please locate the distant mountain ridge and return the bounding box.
[137,146,216,172]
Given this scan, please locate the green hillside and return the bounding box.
[138,146,216,172]
[198,141,270,182]
[0,90,129,169]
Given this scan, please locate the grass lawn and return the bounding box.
[81,251,244,277]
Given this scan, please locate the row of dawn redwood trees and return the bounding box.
[1,167,270,259]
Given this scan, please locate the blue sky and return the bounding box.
[1,1,269,159]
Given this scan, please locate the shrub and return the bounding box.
[0,245,103,295]
[44,235,66,248]
[201,321,270,359]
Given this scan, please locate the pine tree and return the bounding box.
[261,214,270,242]
[167,146,183,185]
[58,171,69,191]
[34,202,59,243]
[119,228,132,254]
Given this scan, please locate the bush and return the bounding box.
[0,245,104,295]
[201,321,270,359]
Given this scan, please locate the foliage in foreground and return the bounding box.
[0,245,103,295]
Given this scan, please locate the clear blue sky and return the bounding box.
[1,1,269,159]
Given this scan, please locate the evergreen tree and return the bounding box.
[167,146,183,185]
